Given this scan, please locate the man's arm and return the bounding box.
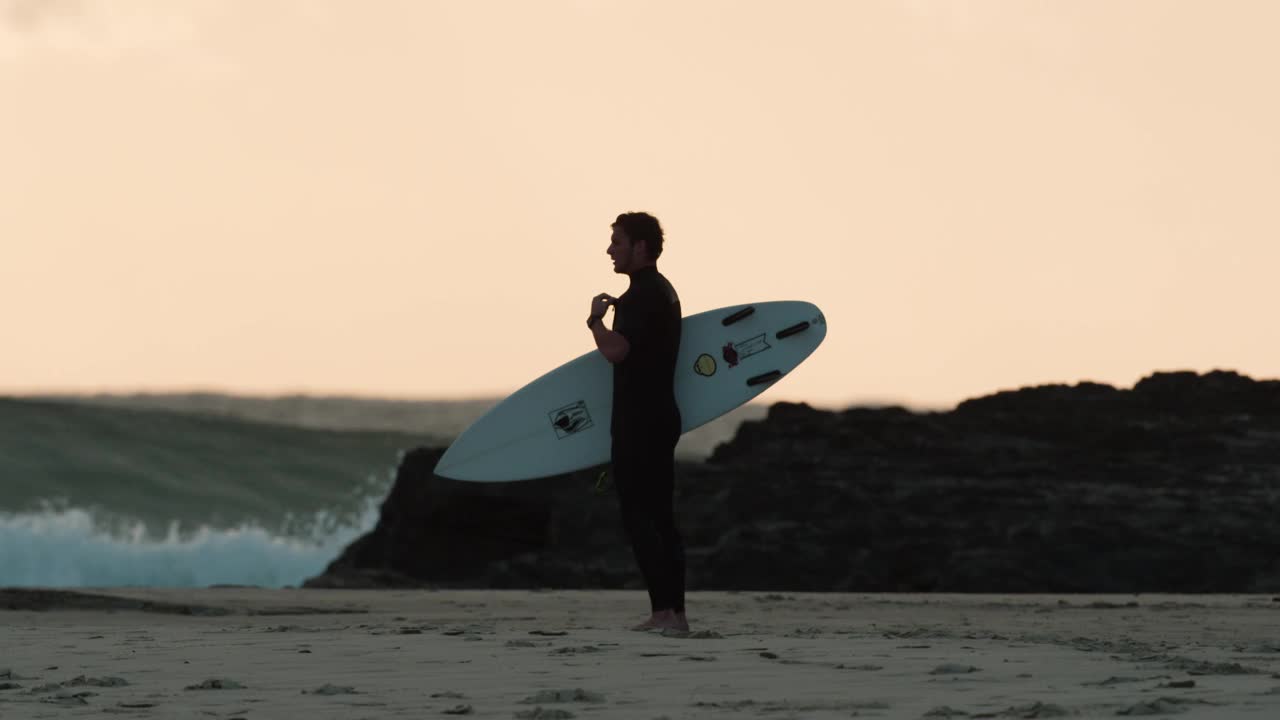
[590,315,630,364]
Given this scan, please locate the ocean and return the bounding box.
[0,394,762,589]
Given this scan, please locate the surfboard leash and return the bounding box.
[594,469,612,494]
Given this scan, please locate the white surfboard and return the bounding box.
[434,300,827,482]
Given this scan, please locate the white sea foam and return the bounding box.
[0,501,380,588]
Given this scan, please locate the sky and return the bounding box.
[3,0,1277,410]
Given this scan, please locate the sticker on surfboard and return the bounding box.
[694,354,717,377]
[722,333,771,368]
[549,401,594,439]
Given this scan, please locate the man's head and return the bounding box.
[608,212,664,275]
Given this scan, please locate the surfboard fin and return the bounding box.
[747,370,784,386]
[776,321,811,339]
[720,306,755,326]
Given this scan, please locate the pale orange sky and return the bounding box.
[3,0,1277,409]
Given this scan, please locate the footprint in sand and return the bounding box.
[184,679,245,690]
[549,646,603,655]
[518,689,605,704]
[929,663,980,675]
[68,676,129,688]
[304,684,359,695]
[506,639,547,648]
[1117,697,1214,715]
[1082,676,1158,687]
[514,708,574,719]
[999,702,1070,718]
[41,691,96,706]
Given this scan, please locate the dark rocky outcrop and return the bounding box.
[306,370,1280,592]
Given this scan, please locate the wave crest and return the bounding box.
[0,503,379,588]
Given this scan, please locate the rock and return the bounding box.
[305,370,1280,593]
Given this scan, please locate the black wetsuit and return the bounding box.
[610,266,684,613]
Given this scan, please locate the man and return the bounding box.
[587,211,687,633]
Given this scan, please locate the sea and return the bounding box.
[0,393,762,589]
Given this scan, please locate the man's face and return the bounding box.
[608,226,640,274]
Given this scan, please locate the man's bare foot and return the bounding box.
[630,611,665,631]
[661,610,690,633]
[630,609,689,632]
[655,607,696,630]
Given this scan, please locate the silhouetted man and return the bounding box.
[587,211,687,632]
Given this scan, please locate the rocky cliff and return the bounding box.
[305,370,1280,592]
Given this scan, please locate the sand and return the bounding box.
[2,589,1278,719]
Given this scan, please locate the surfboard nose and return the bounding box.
[433,443,467,480]
[433,456,472,481]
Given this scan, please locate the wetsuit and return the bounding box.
[610,266,684,613]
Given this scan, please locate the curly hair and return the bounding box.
[612,212,666,260]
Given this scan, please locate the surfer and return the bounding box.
[587,212,688,633]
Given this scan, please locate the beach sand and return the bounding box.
[2,589,1278,719]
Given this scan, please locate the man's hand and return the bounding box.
[591,293,616,318]
[588,293,630,363]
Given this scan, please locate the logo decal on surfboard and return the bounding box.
[723,333,771,368]
[549,401,594,439]
[694,354,717,377]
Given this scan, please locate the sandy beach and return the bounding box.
[1,590,1278,719]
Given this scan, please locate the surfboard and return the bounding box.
[434,300,827,482]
